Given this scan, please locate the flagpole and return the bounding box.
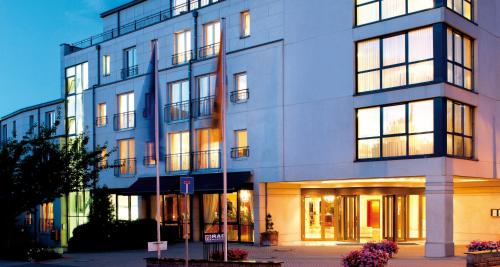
[153,39,162,260]
[221,17,228,263]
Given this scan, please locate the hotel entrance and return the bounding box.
[301,188,425,242]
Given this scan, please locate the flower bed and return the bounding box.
[211,248,249,261]
[343,240,399,267]
[466,241,500,267]
[145,258,283,267]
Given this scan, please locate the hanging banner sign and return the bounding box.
[204,233,225,244]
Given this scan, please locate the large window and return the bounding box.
[195,128,220,170]
[167,131,190,172]
[115,92,135,130]
[111,195,139,221]
[196,74,216,117]
[173,30,192,65]
[167,80,190,122]
[357,27,434,93]
[447,100,473,158]
[123,47,138,78]
[231,72,249,103]
[201,21,220,58]
[67,191,90,238]
[66,62,88,136]
[447,28,473,90]
[232,129,249,159]
[117,138,136,176]
[356,0,434,26]
[97,103,107,127]
[357,100,434,159]
[447,0,472,20]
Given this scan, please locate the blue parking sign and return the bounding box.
[180,177,194,194]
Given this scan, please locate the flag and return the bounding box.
[212,23,226,135]
[146,40,160,144]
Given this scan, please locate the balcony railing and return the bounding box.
[193,150,221,171]
[165,101,190,122]
[166,153,190,173]
[172,50,192,65]
[121,65,139,79]
[69,0,224,52]
[96,116,108,127]
[198,43,220,60]
[230,89,249,103]
[143,156,156,167]
[194,96,215,117]
[113,111,136,130]
[231,146,249,159]
[114,158,137,177]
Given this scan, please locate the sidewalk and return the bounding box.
[0,242,468,267]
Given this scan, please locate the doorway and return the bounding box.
[303,195,337,240]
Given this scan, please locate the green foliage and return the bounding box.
[266,213,275,231]
[88,186,115,225]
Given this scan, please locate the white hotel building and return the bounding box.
[1,0,500,257]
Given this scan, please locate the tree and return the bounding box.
[88,186,115,225]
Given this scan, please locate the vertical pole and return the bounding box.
[221,17,228,262]
[154,40,162,260]
[185,189,189,267]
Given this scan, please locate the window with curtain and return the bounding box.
[203,194,220,233]
[40,202,54,232]
[357,100,434,159]
[447,100,473,158]
[196,128,220,169]
[447,0,472,20]
[357,26,434,93]
[447,28,473,90]
[356,0,434,26]
[168,131,190,172]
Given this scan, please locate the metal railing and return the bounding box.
[194,96,215,117]
[193,150,221,170]
[96,116,108,127]
[113,111,136,130]
[114,158,137,177]
[231,146,250,159]
[172,50,193,65]
[121,65,139,79]
[165,101,190,122]
[143,156,156,167]
[70,0,224,51]
[198,43,220,60]
[165,153,190,173]
[230,89,249,103]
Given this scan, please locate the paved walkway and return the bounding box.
[0,242,468,267]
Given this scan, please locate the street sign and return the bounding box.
[180,176,194,194]
[204,233,225,244]
[148,241,168,252]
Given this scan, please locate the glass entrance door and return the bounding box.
[382,195,395,240]
[382,195,407,241]
[303,195,337,240]
[338,195,359,241]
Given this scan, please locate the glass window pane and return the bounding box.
[447,62,453,83]
[409,133,433,155]
[409,100,433,133]
[381,0,406,19]
[464,1,472,19]
[357,2,380,25]
[464,137,473,158]
[454,33,462,64]
[358,107,380,138]
[454,104,463,133]
[447,100,453,132]
[408,0,433,13]
[464,105,472,136]
[383,105,406,135]
[358,39,380,71]
[464,37,472,69]
[453,0,463,14]
[117,195,129,220]
[409,27,433,62]
[464,69,472,89]
[383,34,406,66]
[454,65,464,86]
[454,135,464,156]
[358,138,381,159]
[383,136,407,157]
[382,66,406,88]
[447,29,453,61]
[409,60,433,84]
[131,196,139,220]
[358,71,381,93]
[447,134,453,154]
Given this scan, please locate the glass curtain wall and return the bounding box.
[356,0,434,26]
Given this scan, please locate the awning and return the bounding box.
[127,171,253,194]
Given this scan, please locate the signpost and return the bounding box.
[180,177,194,267]
[148,241,168,252]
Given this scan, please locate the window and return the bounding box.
[66,62,87,136]
[97,103,107,127]
[1,125,7,142]
[29,115,35,133]
[12,121,16,138]
[115,92,135,130]
[357,27,434,93]
[447,0,472,20]
[66,62,89,95]
[231,73,249,103]
[232,129,249,158]
[195,128,220,170]
[173,0,188,16]
[167,80,190,122]
[241,11,251,37]
[40,202,54,232]
[357,100,434,159]
[447,100,473,158]
[167,131,190,172]
[45,111,56,127]
[123,47,137,78]
[173,30,192,65]
[447,28,473,90]
[117,138,136,176]
[99,148,108,168]
[67,191,91,239]
[356,0,434,26]
[103,55,111,76]
[144,142,156,166]
[113,195,139,221]
[196,74,216,117]
[201,21,220,58]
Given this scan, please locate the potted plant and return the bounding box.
[260,214,278,246]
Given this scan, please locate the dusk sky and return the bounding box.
[0,0,129,117]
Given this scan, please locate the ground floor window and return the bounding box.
[110,194,139,221]
[68,191,90,238]
[40,202,54,233]
[158,194,190,239]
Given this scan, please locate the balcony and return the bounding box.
[231,146,249,159]
[113,111,136,131]
[114,158,137,177]
[96,116,108,127]
[193,96,215,118]
[172,50,192,65]
[166,153,190,173]
[143,156,156,167]
[193,150,220,171]
[121,65,139,79]
[198,43,220,60]
[230,89,249,103]
[165,101,190,122]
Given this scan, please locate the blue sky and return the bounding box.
[0,0,129,117]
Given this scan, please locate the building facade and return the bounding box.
[2,0,500,257]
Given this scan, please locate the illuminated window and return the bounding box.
[116,92,135,130]
[117,138,135,176]
[357,27,434,93]
[103,55,111,76]
[232,129,249,159]
[201,21,220,58]
[174,30,192,65]
[116,195,139,221]
[447,0,473,20]
[447,100,473,158]
[168,80,190,122]
[144,142,156,166]
[356,0,434,26]
[196,74,216,117]
[241,11,251,37]
[196,128,220,170]
[97,103,107,127]
[168,131,190,172]
[67,191,90,238]
[357,100,434,159]
[65,62,87,136]
[232,73,249,103]
[447,28,473,90]
[40,202,54,232]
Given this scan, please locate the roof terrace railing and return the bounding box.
[69,0,223,52]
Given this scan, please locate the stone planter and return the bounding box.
[145,258,283,267]
[465,251,500,267]
[259,232,278,247]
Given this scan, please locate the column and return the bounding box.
[425,175,454,257]
[253,183,267,245]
